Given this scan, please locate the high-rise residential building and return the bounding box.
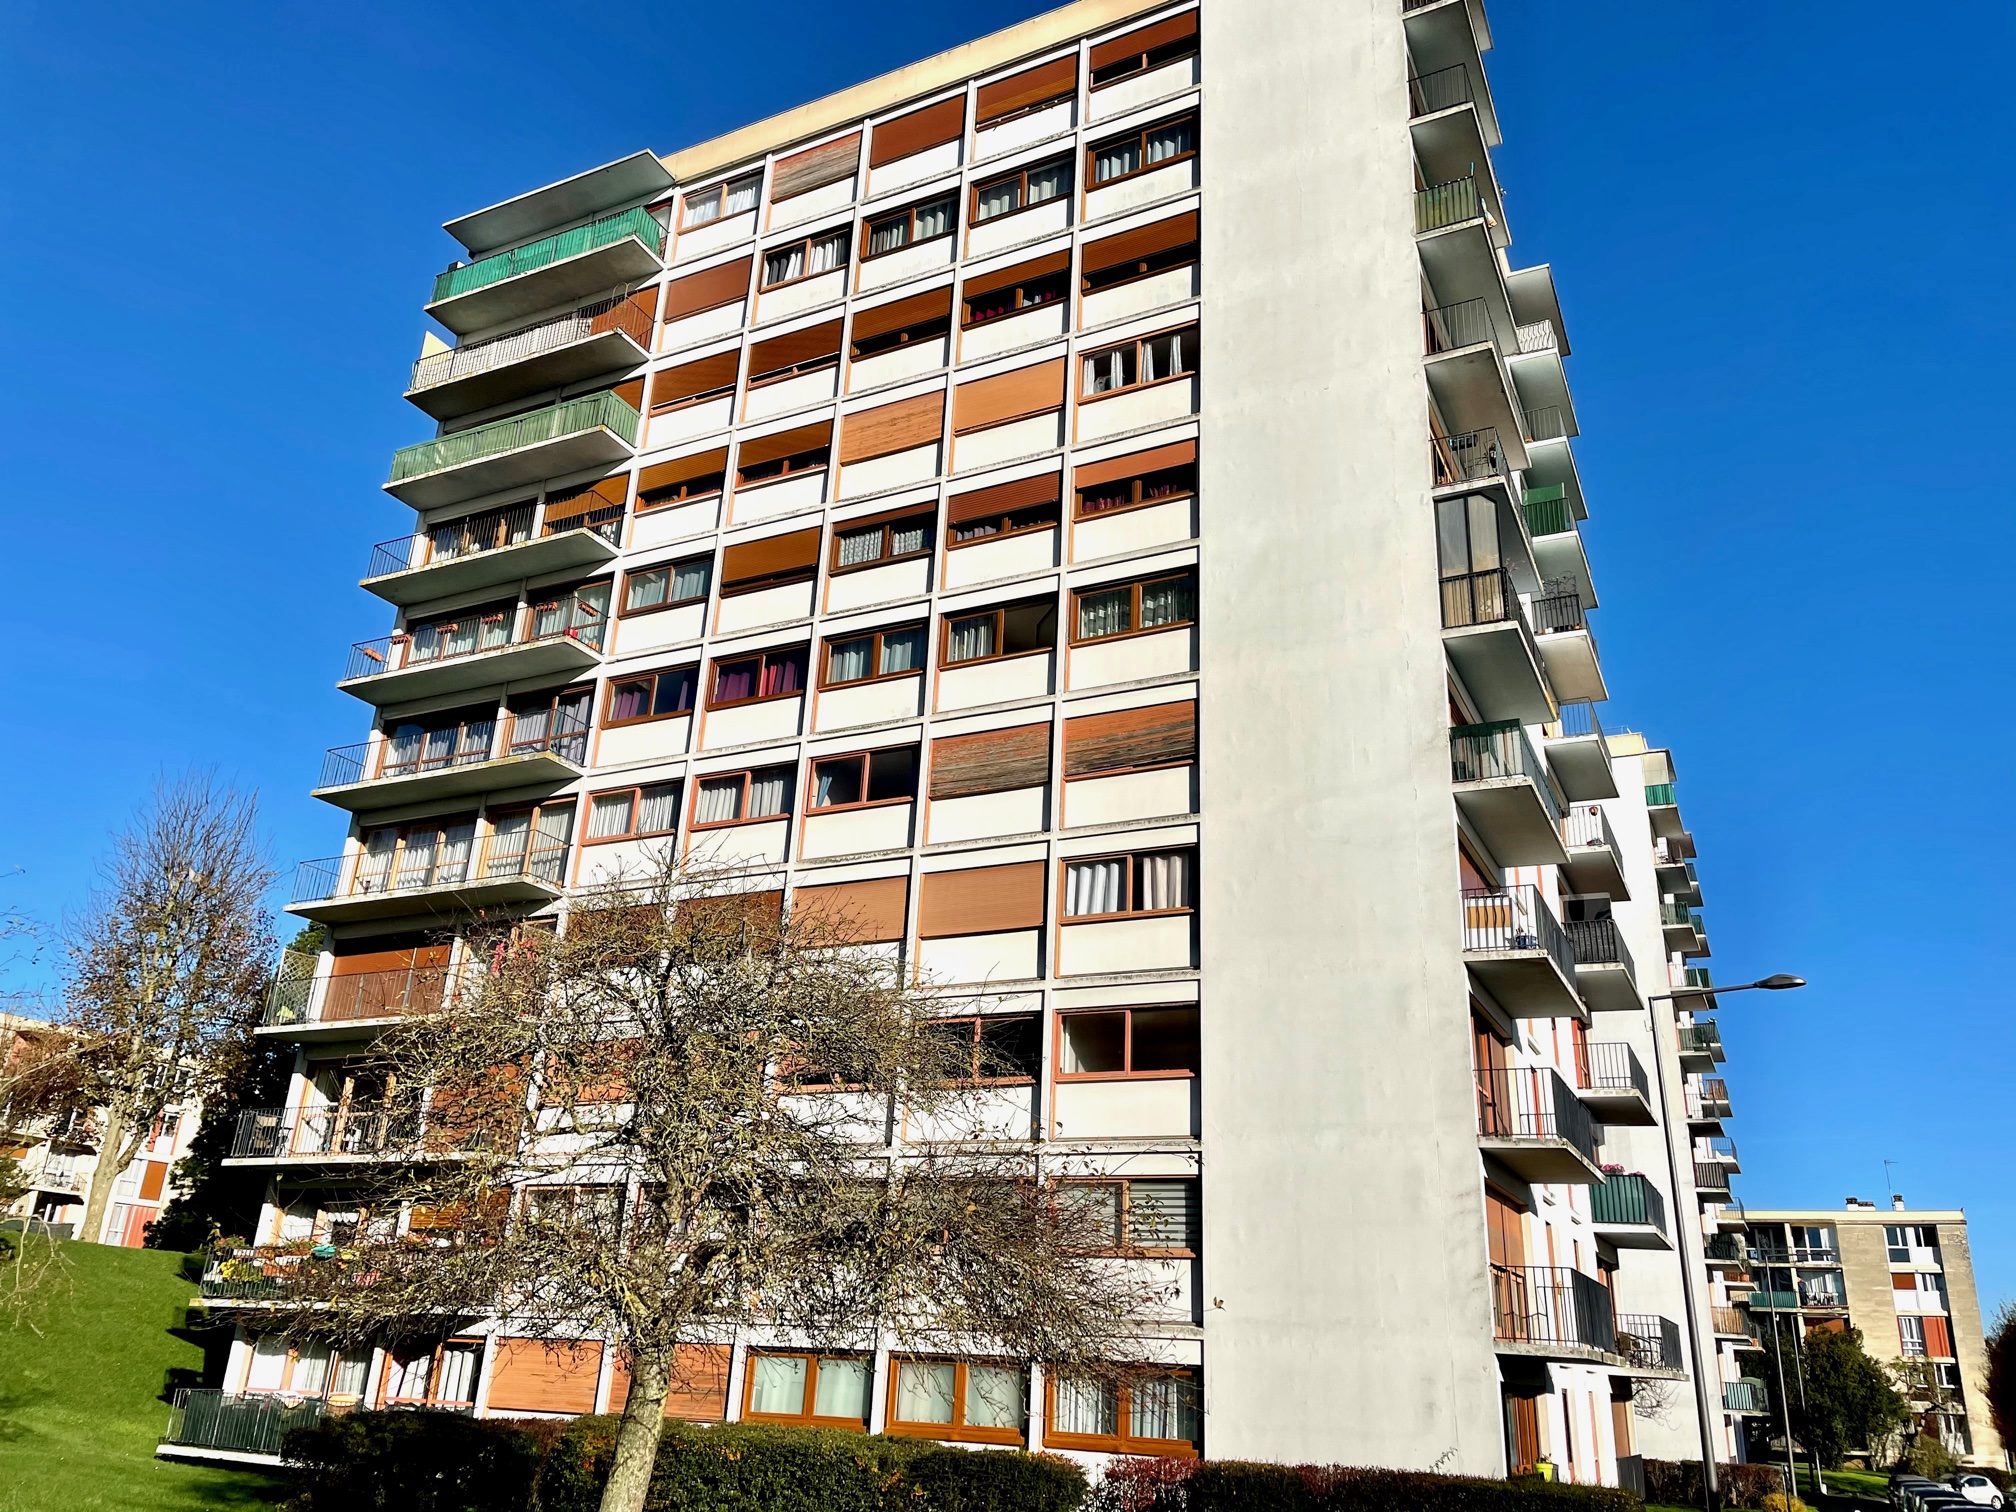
[1740,1199,2006,1468]
[160,0,1766,1487]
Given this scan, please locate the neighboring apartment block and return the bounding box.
[1740,1200,2006,1468]
[163,0,1762,1487]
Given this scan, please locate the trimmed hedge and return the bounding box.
[1087,1460,1644,1512]
[280,1409,561,1511]
[1642,1459,1782,1510]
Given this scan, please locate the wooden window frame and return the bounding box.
[806,745,920,815]
[1082,236,1198,296]
[505,686,593,758]
[1090,28,1199,90]
[707,646,809,710]
[680,172,761,230]
[375,707,498,779]
[603,666,698,728]
[477,799,575,881]
[1042,1369,1201,1456]
[1073,460,1196,521]
[969,155,1074,228]
[759,228,851,291]
[1077,325,1198,404]
[650,360,740,416]
[734,444,831,491]
[1086,113,1198,191]
[353,814,480,894]
[740,1351,872,1429]
[1056,1177,1198,1259]
[688,764,796,831]
[379,1338,484,1410]
[1054,1005,1198,1083]
[582,782,682,846]
[619,557,713,618]
[861,193,958,263]
[829,510,935,575]
[1060,846,1197,922]
[923,1015,1041,1087]
[961,268,1070,331]
[1069,570,1196,645]
[242,1337,370,1401]
[820,623,928,689]
[747,328,844,390]
[637,468,725,513]
[947,496,1059,550]
[939,601,1056,668]
[851,309,951,362]
[884,1358,1030,1445]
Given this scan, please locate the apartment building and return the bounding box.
[163,0,1757,1485]
[1738,1200,2006,1467]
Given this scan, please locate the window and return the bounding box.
[605,667,696,728]
[832,509,933,571]
[353,816,478,895]
[382,1340,482,1410]
[822,624,926,686]
[636,450,727,512]
[243,1336,371,1401]
[810,746,919,810]
[1089,13,1198,89]
[378,707,496,778]
[761,228,849,288]
[692,765,794,827]
[743,1352,871,1427]
[1057,1006,1198,1079]
[1900,1316,1928,1358]
[424,504,531,564]
[483,800,574,882]
[542,478,626,540]
[922,1015,1041,1084]
[1046,1370,1200,1455]
[400,600,515,665]
[1076,458,1195,519]
[1059,1178,1198,1256]
[1081,212,1198,294]
[849,288,953,361]
[681,172,760,228]
[620,558,711,617]
[585,783,681,843]
[976,56,1078,127]
[1088,114,1197,188]
[962,263,1069,329]
[887,1359,1028,1444]
[864,194,956,259]
[1072,572,1195,642]
[972,156,1071,223]
[1887,1224,1939,1261]
[734,426,832,488]
[746,319,843,387]
[525,581,610,650]
[1080,327,1195,397]
[1064,848,1195,919]
[710,646,807,707]
[650,352,740,413]
[942,600,1057,666]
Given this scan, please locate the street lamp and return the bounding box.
[1643,973,1807,1512]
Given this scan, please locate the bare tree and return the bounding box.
[7,776,276,1244]
[262,860,1175,1512]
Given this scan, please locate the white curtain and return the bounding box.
[723,176,759,216]
[747,769,789,819]
[531,805,572,879]
[1094,141,1139,183]
[383,1351,430,1402]
[913,197,951,240]
[826,636,872,684]
[1137,850,1192,911]
[435,1344,478,1405]
[868,218,908,257]
[1144,120,1193,165]
[964,1364,1026,1429]
[1065,858,1126,917]
[836,527,882,567]
[976,180,1018,221]
[672,560,710,602]
[1139,576,1192,629]
[764,245,805,286]
[395,829,438,889]
[247,1335,288,1391]
[696,777,742,825]
[353,830,396,894]
[1051,1377,1117,1436]
[635,784,677,835]
[1076,587,1130,641]
[946,615,996,663]
[1129,1375,1198,1442]
[290,1342,332,1396]
[484,812,530,876]
[626,568,669,612]
[812,1357,870,1419]
[1142,331,1188,383]
[877,627,922,675]
[894,1361,956,1424]
[749,1355,807,1415]
[1082,347,1134,395]
[1026,162,1068,205]
[587,793,633,840]
[438,821,475,884]
[807,232,845,275]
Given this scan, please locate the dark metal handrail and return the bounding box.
[1616,1313,1683,1372]
[1583,1041,1650,1102]
[1449,722,1562,824]
[1490,1264,1617,1354]
[1416,175,1481,234]
[1524,405,1568,442]
[1561,917,1636,981]
[1408,63,1474,117]
[319,727,499,790]
[1693,1160,1732,1193]
[1431,426,1506,486]
[288,836,568,906]
[1424,296,1493,354]
[1475,1066,1597,1161]
[1590,1173,1668,1235]
[1439,566,1523,630]
[232,1104,418,1159]
[1461,884,1576,981]
[1553,700,1604,740]
[1529,588,1587,635]
[1678,1022,1724,1059]
[1561,802,1619,855]
[164,1389,327,1456]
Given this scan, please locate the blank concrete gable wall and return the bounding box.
[1197,0,1504,1472]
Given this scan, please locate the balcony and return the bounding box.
[229,1104,416,1163]
[284,835,568,925]
[1506,330,1578,448]
[1692,1159,1733,1198]
[1425,318,1529,467]
[1461,885,1583,1019]
[1590,1173,1670,1250]
[1439,567,1554,724]
[426,204,665,337]
[1712,1306,1759,1341]
[1528,587,1607,703]
[1560,803,1628,899]
[1491,1265,1616,1363]
[1644,783,1685,841]
[1677,1021,1725,1067]
[1559,917,1639,1013]
[407,294,651,421]
[311,725,584,813]
[1616,1313,1685,1377]
[1542,700,1618,802]
[1451,722,1567,866]
[198,1246,308,1302]
[1408,62,1477,120]
[1724,1378,1769,1415]
[338,596,606,707]
[1522,485,1595,614]
[1704,1232,1748,1268]
[160,1388,326,1464]
[261,959,454,1037]
[1476,1065,1602,1183]
[1701,1135,1740,1173]
[1577,1041,1655,1126]
[1686,1075,1731,1129]
[362,497,623,607]
[1661,903,1709,958]
[1741,1289,1800,1313]
[385,389,640,508]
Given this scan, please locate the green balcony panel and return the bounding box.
[385,391,640,508]
[431,206,664,305]
[1645,783,1677,806]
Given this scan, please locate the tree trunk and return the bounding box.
[598,1347,670,1512]
[78,1107,128,1245]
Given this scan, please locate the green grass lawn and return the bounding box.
[0,1239,284,1512]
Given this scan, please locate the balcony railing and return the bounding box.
[1408,62,1474,117]
[1561,802,1620,856]
[1552,700,1604,740]
[387,389,641,487]
[1590,1172,1668,1236]
[232,1104,417,1160]
[411,294,651,394]
[1416,175,1482,234]
[1524,406,1568,442]
[1724,1378,1769,1414]
[199,1246,308,1301]
[1693,1160,1732,1194]
[1450,721,1562,822]
[1616,1313,1683,1372]
[1713,1306,1758,1339]
[1529,587,1587,635]
[366,496,625,581]
[1798,1279,1848,1309]
[1431,426,1506,486]
[1475,1066,1598,1162]
[1645,783,1677,808]
[1523,485,1572,538]
[1702,1134,1739,1163]
[1439,566,1527,632]
[263,958,456,1029]
[1744,1289,1800,1311]
[1516,320,1560,355]
[1462,884,1576,979]
[431,205,664,305]
[163,1389,327,1457]
[1678,1022,1725,1058]
[1424,297,1493,355]
[1705,1232,1746,1263]
[288,835,569,908]
[1583,1041,1650,1104]
[1751,1244,1839,1266]
[344,594,608,683]
[1491,1265,1617,1355]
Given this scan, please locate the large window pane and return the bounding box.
[1128,1180,1197,1250]
[965,1365,1027,1430]
[588,793,633,839]
[946,615,996,664]
[1076,587,1131,640]
[747,768,790,818]
[1065,857,1126,916]
[1129,1375,1198,1441]
[1061,1013,1126,1075]
[1130,1008,1199,1073]
[878,626,924,675]
[827,636,873,684]
[813,1357,871,1419]
[1052,1377,1117,1436]
[895,1361,956,1424]
[750,1355,807,1415]
[696,777,743,825]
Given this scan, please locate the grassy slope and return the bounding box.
[0,1239,283,1512]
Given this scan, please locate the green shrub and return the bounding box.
[903,1444,1089,1512]
[1643,1459,1781,1509]
[280,1409,560,1512]
[1089,1459,1642,1512]
[1903,1434,1960,1481]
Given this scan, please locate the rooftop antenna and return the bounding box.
[1883,1159,1897,1202]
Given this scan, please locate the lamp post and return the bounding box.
[1644,974,1806,1512]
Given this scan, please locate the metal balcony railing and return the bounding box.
[1693,1160,1732,1194]
[1724,1378,1769,1413]
[1431,425,1506,486]
[1751,1244,1839,1266]
[1561,802,1620,855]
[1798,1279,1849,1309]
[388,389,641,486]
[262,954,316,1026]
[1424,297,1493,354]
[1475,1066,1598,1163]
[1562,914,1634,979]
[1678,1022,1725,1059]
[1524,405,1568,442]
[1529,587,1587,635]
[1461,885,1576,979]
[199,1247,308,1301]
[163,1389,326,1458]
[344,591,608,683]
[410,293,651,393]
[1703,1135,1739,1164]
[1552,700,1604,740]
[1645,783,1678,807]
[1616,1313,1683,1372]
[1439,566,1525,631]
[319,723,500,789]
[264,959,456,1029]
[1516,320,1560,355]
[232,1104,417,1160]
[366,494,625,581]
[1450,721,1563,822]
[1491,1265,1617,1354]
[1408,62,1474,117]
[1415,175,1482,233]
[1713,1305,1758,1339]
[288,836,569,907]
[1744,1289,1800,1312]
[431,205,664,305]
[1583,1041,1651,1104]
[1523,485,1573,538]
[1590,1172,1668,1236]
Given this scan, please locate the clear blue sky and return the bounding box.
[2,2,2011,1310]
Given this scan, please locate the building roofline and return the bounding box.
[1744,1208,1967,1223]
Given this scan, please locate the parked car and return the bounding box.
[1894,1475,1939,1507]
[1909,1489,1974,1512]
[1948,1474,2005,1509]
